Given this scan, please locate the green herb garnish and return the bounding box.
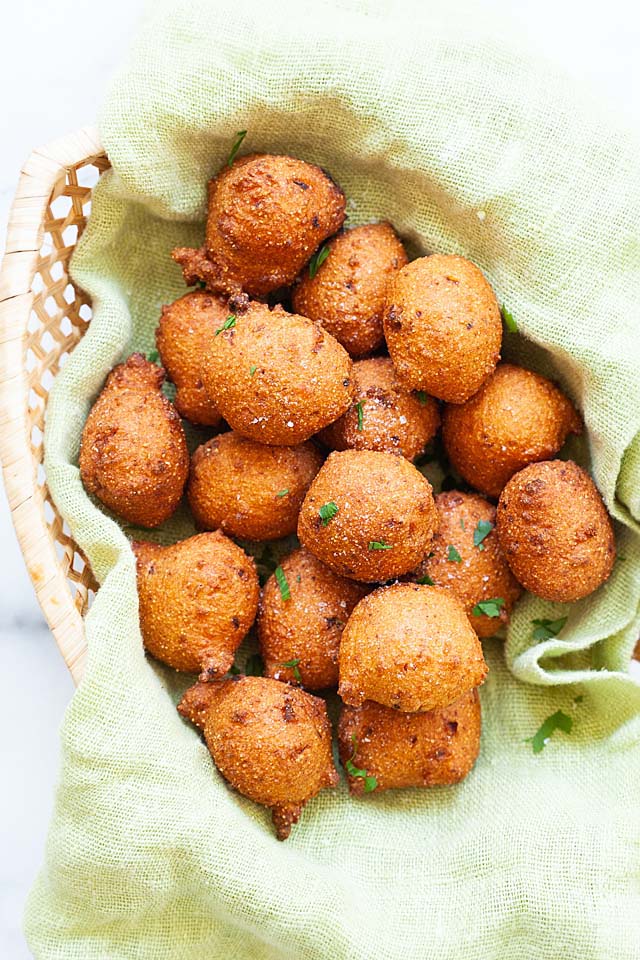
[215,314,236,336]
[531,617,568,642]
[368,541,392,550]
[245,653,264,676]
[308,245,330,279]
[501,303,518,333]
[417,574,435,585]
[319,501,339,526]
[355,401,364,432]
[279,658,301,682]
[473,519,494,551]
[472,597,505,618]
[345,735,377,792]
[460,518,466,530]
[446,545,462,563]
[526,710,573,753]
[249,364,257,377]
[227,129,247,167]
[147,349,159,364]
[276,489,289,498]
[274,565,291,601]
[416,391,428,406]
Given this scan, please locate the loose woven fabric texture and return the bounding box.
[26,0,640,957]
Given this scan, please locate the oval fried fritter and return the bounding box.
[496,459,616,602]
[383,255,502,403]
[442,363,582,498]
[318,357,440,461]
[292,222,408,357]
[79,353,188,528]
[338,689,481,794]
[298,449,437,582]
[188,431,323,541]
[172,154,346,298]
[338,583,487,712]
[258,547,368,690]
[177,676,339,840]
[134,532,258,678]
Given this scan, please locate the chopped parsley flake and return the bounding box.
[531,617,568,642]
[147,349,159,364]
[274,565,291,601]
[308,245,330,279]
[276,488,289,498]
[319,501,339,526]
[473,519,494,551]
[446,545,462,563]
[346,735,377,792]
[369,541,392,550]
[501,303,518,333]
[472,597,505,618]
[227,129,247,167]
[279,658,301,682]
[417,574,435,585]
[215,315,236,336]
[355,401,364,432]
[249,364,257,377]
[416,391,428,406]
[526,710,573,753]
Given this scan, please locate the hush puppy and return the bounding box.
[408,492,522,638]
[258,547,368,690]
[134,532,259,678]
[496,459,615,602]
[172,154,346,299]
[79,353,188,528]
[318,357,440,461]
[200,302,354,445]
[338,689,481,794]
[298,450,437,582]
[442,363,581,498]
[338,583,487,712]
[178,676,339,839]
[383,254,502,403]
[292,222,408,357]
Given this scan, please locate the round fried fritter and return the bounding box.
[177,676,339,840]
[442,363,582,498]
[338,583,487,712]
[188,431,323,541]
[155,291,227,426]
[172,154,346,299]
[298,450,437,582]
[407,492,522,639]
[496,459,616,602]
[383,255,502,403]
[258,547,368,690]
[200,302,354,445]
[338,689,481,794]
[79,353,188,528]
[318,357,440,461]
[291,222,408,357]
[133,532,259,678]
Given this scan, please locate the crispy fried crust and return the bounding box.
[318,356,440,461]
[79,353,188,527]
[496,459,616,602]
[383,255,502,403]
[406,491,522,638]
[292,222,408,357]
[172,154,346,298]
[258,547,368,690]
[442,363,582,498]
[338,689,481,794]
[133,532,259,677]
[178,676,339,840]
[338,583,487,712]
[298,449,437,582]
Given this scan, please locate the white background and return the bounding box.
[0,1,639,956]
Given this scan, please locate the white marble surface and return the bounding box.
[0,1,639,956]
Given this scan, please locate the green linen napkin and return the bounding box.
[26,0,640,956]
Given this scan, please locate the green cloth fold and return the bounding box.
[27,0,640,956]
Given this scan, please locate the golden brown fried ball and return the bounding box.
[172,154,346,299]
[383,255,502,403]
[291,222,408,357]
[258,547,368,690]
[442,363,582,498]
[496,459,615,602]
[298,450,437,582]
[318,357,440,461]
[155,291,227,426]
[407,492,522,639]
[188,431,323,541]
[338,583,487,712]
[200,302,354,445]
[338,689,481,794]
[79,353,188,528]
[133,532,259,678]
[178,676,339,839]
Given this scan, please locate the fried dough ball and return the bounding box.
[79,353,188,527]
[338,583,487,712]
[172,154,346,299]
[383,255,502,403]
[442,364,582,498]
[200,302,354,445]
[133,532,259,678]
[338,689,481,794]
[298,450,437,582]
[496,460,616,602]
[178,676,339,839]
[291,223,408,357]
[155,291,227,426]
[407,492,522,639]
[188,431,323,540]
[258,548,368,690]
[318,357,440,461]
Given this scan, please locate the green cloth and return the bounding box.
[27,0,640,956]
